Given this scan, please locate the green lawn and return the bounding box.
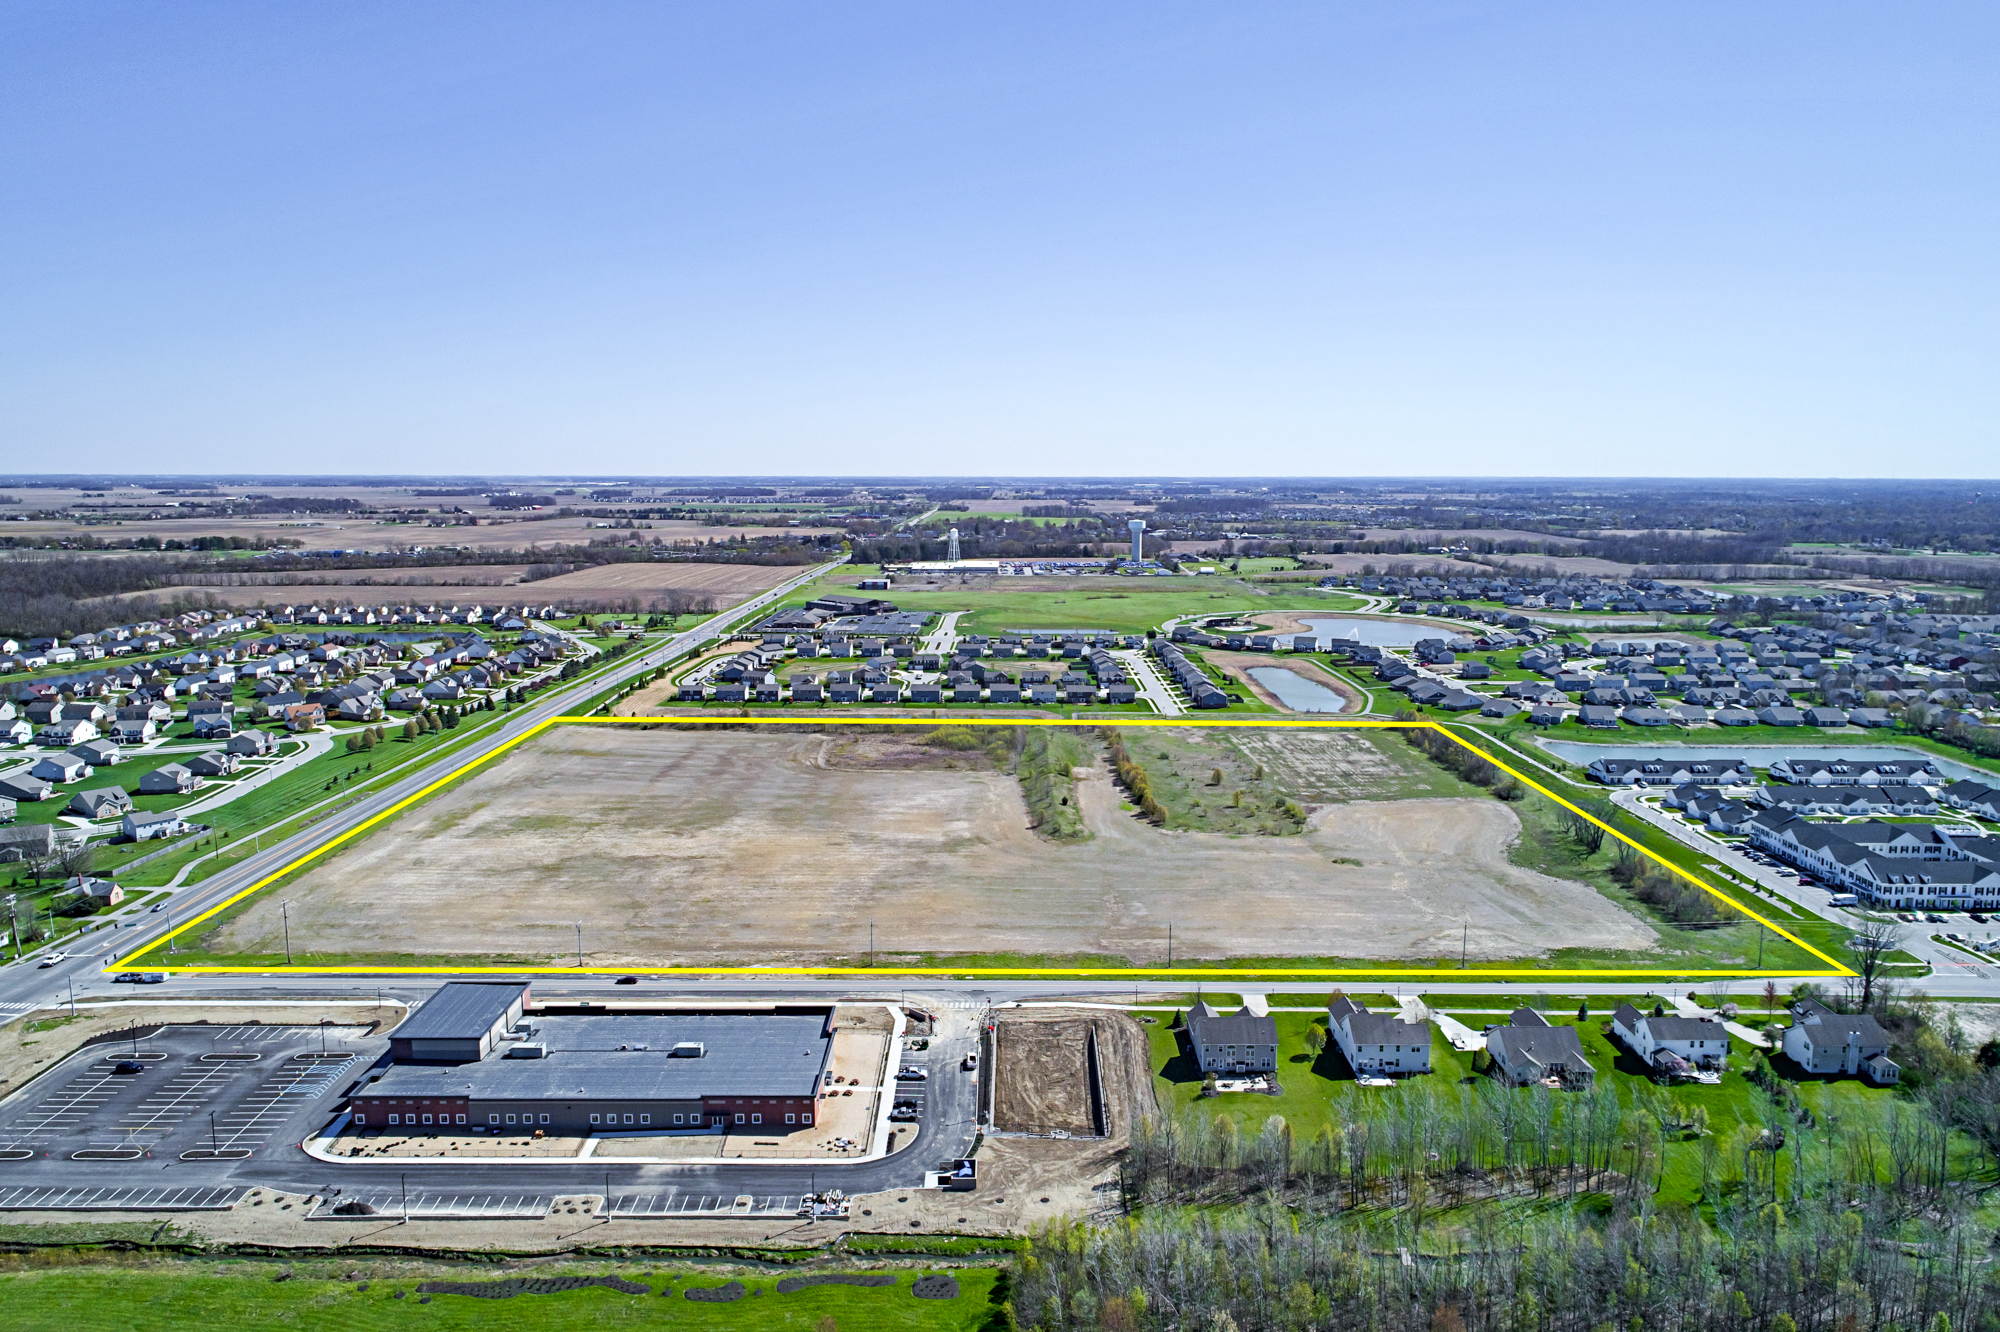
[1149,1010,1354,1140]
[771,570,1363,637]
[0,1264,1003,1332]
[1147,1004,1926,1210]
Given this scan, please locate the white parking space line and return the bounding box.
[612,1192,802,1218]
[314,1192,552,1219]
[0,1185,244,1211]
[211,1055,356,1148]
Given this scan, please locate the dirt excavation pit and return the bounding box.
[211,726,1658,965]
[992,1018,1100,1136]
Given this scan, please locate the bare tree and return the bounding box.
[1850,918,1906,1013]
[54,840,96,884]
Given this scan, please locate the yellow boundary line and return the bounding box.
[112,716,1852,979]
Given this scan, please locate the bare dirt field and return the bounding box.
[993,1017,1098,1135]
[92,562,799,610]
[523,562,801,601]
[210,727,1658,966]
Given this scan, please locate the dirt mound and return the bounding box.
[417,1276,650,1298]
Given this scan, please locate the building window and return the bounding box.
[540,1114,549,1124]
[590,1113,600,1124]
[506,1114,516,1124]
[785,1113,795,1124]
[801,1112,811,1125]
[734,1113,745,1125]
[388,1114,399,1125]
[752,1114,761,1124]
[640,1114,649,1125]
[422,1114,432,1125]
[623,1114,633,1125]
[456,1114,466,1125]
[489,1113,499,1125]
[353,1113,366,1126]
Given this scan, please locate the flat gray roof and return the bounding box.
[394,983,527,1043]
[366,1013,832,1103]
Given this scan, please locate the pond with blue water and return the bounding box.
[1246,667,1348,713]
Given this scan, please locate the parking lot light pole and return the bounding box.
[208,1111,219,1155]
[280,900,292,965]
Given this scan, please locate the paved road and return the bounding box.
[1114,647,1183,717]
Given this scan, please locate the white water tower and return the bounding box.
[1128,519,1146,563]
[947,527,961,562]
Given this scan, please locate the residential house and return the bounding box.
[123,810,189,842]
[0,823,57,861]
[1939,779,2000,822]
[1609,1004,1729,1071]
[139,763,198,795]
[186,751,239,778]
[1183,1000,1279,1075]
[283,703,326,732]
[68,787,133,819]
[226,728,278,758]
[112,717,157,744]
[1326,996,1432,1076]
[1780,998,1897,1082]
[69,738,121,767]
[64,877,122,909]
[36,719,99,747]
[29,754,90,784]
[1483,1009,1596,1087]
[0,773,55,803]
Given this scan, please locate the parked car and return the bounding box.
[895,1067,928,1080]
[112,1061,146,1075]
[963,1052,980,1071]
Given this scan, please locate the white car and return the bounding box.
[36,953,67,969]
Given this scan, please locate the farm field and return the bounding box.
[196,725,1658,968]
[79,561,800,611]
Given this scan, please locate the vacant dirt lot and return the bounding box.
[100,562,800,611]
[522,562,805,600]
[993,1018,1098,1135]
[214,726,1656,966]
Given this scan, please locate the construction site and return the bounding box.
[200,724,1660,967]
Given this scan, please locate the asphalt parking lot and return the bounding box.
[0,1024,381,1162]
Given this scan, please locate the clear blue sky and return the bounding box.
[3,3,1994,476]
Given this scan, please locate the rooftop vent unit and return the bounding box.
[503,1043,546,1059]
[668,1042,705,1058]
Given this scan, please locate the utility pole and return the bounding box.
[574,920,583,968]
[1167,922,1172,969]
[1461,921,1468,970]
[280,900,293,965]
[166,903,176,953]
[401,1172,408,1224]
[5,895,16,962]
[67,978,75,1017]
[869,920,875,969]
